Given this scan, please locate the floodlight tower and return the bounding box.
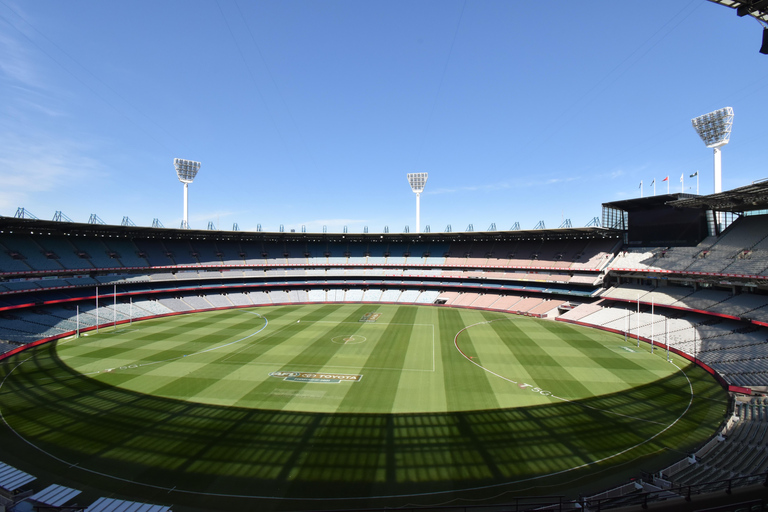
[407,173,428,234]
[174,158,201,229]
[691,107,734,195]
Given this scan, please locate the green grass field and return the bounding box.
[0,304,729,511]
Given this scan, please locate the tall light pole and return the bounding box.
[407,173,428,234]
[691,107,733,195]
[175,158,201,229]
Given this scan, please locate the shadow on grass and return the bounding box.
[0,341,728,511]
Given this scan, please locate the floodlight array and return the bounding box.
[174,158,201,183]
[407,172,428,193]
[691,107,734,148]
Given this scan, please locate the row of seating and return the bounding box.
[608,214,768,277]
[0,234,619,273]
[0,268,600,296]
[599,285,768,323]
[670,399,768,487]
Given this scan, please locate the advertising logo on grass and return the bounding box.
[269,371,363,383]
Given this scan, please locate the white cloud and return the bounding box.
[0,132,102,211]
[0,15,46,91]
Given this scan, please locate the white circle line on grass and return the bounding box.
[331,335,367,345]
[444,318,697,490]
[453,319,672,425]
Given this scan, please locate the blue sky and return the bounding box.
[0,1,766,233]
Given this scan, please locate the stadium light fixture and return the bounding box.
[691,107,733,195]
[407,173,428,234]
[174,158,201,229]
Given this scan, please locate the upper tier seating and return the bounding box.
[0,234,616,274]
[608,214,768,277]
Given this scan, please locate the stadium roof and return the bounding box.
[28,484,82,507]
[666,179,768,212]
[708,0,768,23]
[86,498,171,512]
[602,193,698,212]
[0,461,35,492]
[0,216,621,243]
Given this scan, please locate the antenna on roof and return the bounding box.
[14,208,37,219]
[52,211,73,222]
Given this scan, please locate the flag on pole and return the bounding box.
[662,177,668,182]
[639,181,642,188]
[690,171,698,178]
[680,173,684,182]
[651,179,655,186]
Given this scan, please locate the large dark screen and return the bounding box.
[627,206,707,246]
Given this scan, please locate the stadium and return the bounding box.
[2,178,768,511]
[3,1,768,512]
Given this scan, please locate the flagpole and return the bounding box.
[667,177,670,194]
[696,171,699,195]
[681,173,684,194]
[640,180,643,198]
[652,179,656,196]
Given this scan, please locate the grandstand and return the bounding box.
[3,182,768,511]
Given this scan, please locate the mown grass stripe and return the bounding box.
[336,305,415,413]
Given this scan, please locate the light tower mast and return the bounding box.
[407,173,428,234]
[174,158,201,229]
[691,107,734,195]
